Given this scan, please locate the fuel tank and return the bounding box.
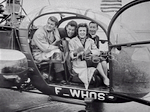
[0,49,28,87]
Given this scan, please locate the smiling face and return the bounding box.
[45,19,56,32]
[89,22,98,35]
[66,25,76,38]
[78,27,87,39]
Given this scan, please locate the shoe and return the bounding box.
[42,72,49,79]
[48,75,53,81]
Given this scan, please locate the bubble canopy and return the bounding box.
[19,6,112,31]
[108,0,150,46]
[108,0,150,98]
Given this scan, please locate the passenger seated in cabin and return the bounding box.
[69,23,109,89]
[59,20,77,41]
[31,16,65,83]
[88,21,108,77]
[58,20,78,78]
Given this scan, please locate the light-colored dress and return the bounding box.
[69,36,100,89]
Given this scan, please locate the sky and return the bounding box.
[22,0,101,14]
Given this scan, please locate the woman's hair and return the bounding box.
[48,16,59,26]
[77,23,89,36]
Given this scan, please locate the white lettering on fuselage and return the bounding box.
[81,90,89,98]
[97,93,105,100]
[89,92,97,99]
[70,89,80,97]
[54,87,106,101]
[70,89,105,100]
[55,87,62,94]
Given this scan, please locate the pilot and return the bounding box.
[58,20,78,78]
[88,21,108,77]
[69,23,109,89]
[31,16,65,83]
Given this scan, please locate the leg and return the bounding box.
[101,61,108,76]
[96,63,109,86]
[54,63,66,83]
[62,40,73,80]
[54,63,64,73]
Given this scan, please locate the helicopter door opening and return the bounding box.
[28,12,109,91]
[108,0,150,100]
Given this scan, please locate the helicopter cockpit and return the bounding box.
[19,0,150,94]
[1,0,150,105]
[19,6,113,90]
[108,0,150,98]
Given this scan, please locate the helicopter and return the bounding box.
[0,0,150,110]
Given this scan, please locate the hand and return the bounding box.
[71,52,78,60]
[66,37,71,41]
[72,51,84,60]
[77,47,84,53]
[53,46,59,49]
[54,40,62,46]
[77,51,85,60]
[85,51,91,56]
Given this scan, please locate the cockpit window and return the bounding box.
[109,2,150,45]
[26,9,110,89]
[32,14,61,28]
[19,6,112,29]
[108,1,150,98]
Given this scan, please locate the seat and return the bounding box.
[28,28,51,79]
[29,28,69,83]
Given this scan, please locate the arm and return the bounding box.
[69,39,79,60]
[91,40,100,56]
[51,28,61,45]
[33,30,58,52]
[69,40,85,60]
[95,35,100,49]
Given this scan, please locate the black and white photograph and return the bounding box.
[0,0,150,111]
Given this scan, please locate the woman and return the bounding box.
[69,23,109,89]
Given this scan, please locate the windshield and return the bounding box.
[108,0,150,98]
[109,2,150,45]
